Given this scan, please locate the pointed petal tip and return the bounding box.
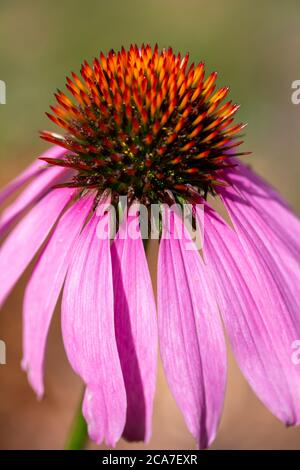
[82,385,125,448]
[21,358,44,400]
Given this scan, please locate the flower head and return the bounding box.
[41,44,246,205]
[0,45,300,450]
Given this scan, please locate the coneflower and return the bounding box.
[0,44,299,449]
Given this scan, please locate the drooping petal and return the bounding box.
[157,206,226,449]
[0,188,74,309]
[223,167,300,305]
[232,160,300,260]
[22,194,94,397]
[0,160,42,206]
[0,165,69,238]
[0,146,67,207]
[61,211,126,447]
[111,209,157,443]
[219,175,300,305]
[209,183,300,425]
[225,162,300,259]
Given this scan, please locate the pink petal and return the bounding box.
[0,188,74,309]
[61,212,126,447]
[226,162,300,258]
[111,210,158,443]
[0,146,67,207]
[0,165,69,238]
[212,182,300,425]
[22,194,94,398]
[219,172,300,302]
[223,167,300,303]
[157,206,226,449]
[0,160,42,206]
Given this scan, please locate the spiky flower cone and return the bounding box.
[41,44,247,205]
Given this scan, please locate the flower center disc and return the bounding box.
[41,44,246,205]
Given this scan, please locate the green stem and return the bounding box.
[65,394,88,450]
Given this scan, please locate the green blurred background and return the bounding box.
[0,0,300,450]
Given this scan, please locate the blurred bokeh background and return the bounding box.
[0,0,300,450]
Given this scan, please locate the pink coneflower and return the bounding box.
[0,44,299,449]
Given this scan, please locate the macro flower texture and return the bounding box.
[0,44,300,449]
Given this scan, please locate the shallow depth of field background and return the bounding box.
[0,0,300,449]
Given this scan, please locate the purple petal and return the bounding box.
[111,211,158,443]
[0,165,69,238]
[0,160,42,206]
[22,194,94,397]
[223,167,300,303]
[157,206,226,449]
[0,146,67,207]
[219,174,300,306]
[61,212,126,447]
[226,162,300,259]
[0,188,74,309]
[211,181,300,425]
